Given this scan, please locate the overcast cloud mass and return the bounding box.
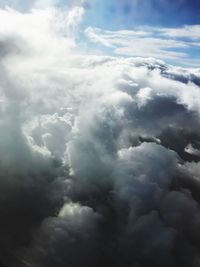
[0,1,200,267]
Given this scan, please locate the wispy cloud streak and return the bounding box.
[85,25,200,66]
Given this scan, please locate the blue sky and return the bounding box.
[0,0,200,67]
[2,0,200,27]
[80,0,200,67]
[83,0,200,29]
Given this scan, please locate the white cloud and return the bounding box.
[160,25,200,40]
[85,26,200,65]
[66,6,85,37]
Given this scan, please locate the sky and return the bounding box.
[82,0,200,66]
[1,1,200,267]
[0,0,199,66]
[83,0,200,28]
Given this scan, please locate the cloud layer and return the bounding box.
[85,25,200,66]
[0,5,200,267]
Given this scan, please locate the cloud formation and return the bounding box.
[0,4,200,267]
[85,26,200,66]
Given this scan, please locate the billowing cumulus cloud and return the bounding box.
[1,4,200,267]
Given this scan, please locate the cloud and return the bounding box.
[0,5,200,267]
[85,26,200,66]
[160,25,200,40]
